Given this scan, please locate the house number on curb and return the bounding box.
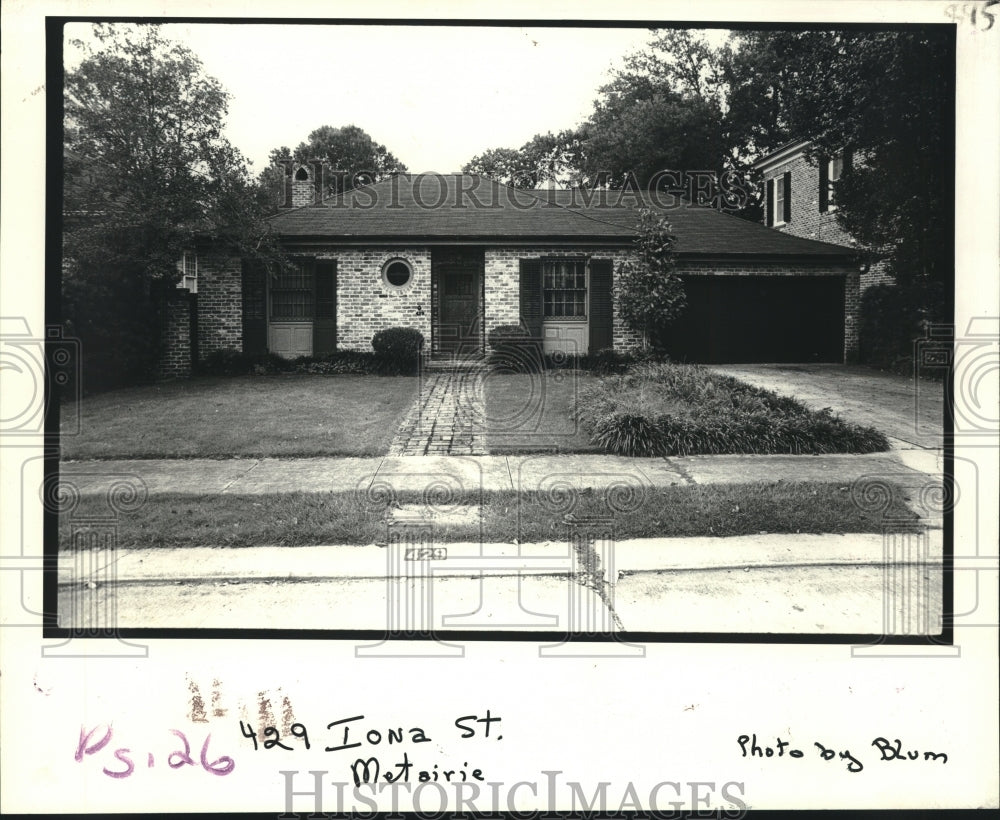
[403,547,447,561]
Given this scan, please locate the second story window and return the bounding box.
[767,172,791,226]
[820,149,851,213]
[177,250,198,293]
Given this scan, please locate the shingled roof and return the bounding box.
[267,173,856,258]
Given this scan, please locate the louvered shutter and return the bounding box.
[519,258,543,338]
[588,258,614,353]
[819,157,829,213]
[765,178,774,226]
[313,260,337,354]
[241,259,267,356]
[782,171,792,223]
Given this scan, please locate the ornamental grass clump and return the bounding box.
[577,362,890,456]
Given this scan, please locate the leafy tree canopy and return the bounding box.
[64,23,275,279]
[462,129,586,189]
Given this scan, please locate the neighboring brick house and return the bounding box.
[752,139,893,294]
[169,171,863,375]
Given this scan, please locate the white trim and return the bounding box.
[380,256,415,291]
[771,178,787,227]
[752,139,811,173]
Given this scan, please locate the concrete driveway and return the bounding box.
[708,364,944,458]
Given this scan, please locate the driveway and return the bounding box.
[708,364,944,456]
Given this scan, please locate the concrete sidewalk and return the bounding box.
[61,450,945,524]
[61,450,941,494]
[57,531,944,634]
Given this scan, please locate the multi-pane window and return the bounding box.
[543,260,587,318]
[177,251,198,293]
[270,264,314,320]
[773,176,786,224]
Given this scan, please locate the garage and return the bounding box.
[661,275,845,364]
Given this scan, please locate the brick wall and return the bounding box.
[315,246,432,351]
[196,250,243,357]
[157,292,193,379]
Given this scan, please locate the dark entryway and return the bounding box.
[432,249,485,355]
[661,275,845,363]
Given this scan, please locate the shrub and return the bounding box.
[577,362,890,456]
[487,324,542,372]
[859,282,943,376]
[371,327,424,373]
[617,207,686,346]
[198,349,256,376]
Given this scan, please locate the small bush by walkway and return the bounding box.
[577,363,890,457]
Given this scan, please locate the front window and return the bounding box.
[773,177,786,224]
[271,263,313,320]
[543,259,587,318]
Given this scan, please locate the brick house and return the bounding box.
[752,139,893,295]
[164,171,864,376]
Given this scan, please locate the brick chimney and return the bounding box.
[291,165,314,207]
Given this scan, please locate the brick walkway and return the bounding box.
[388,366,488,456]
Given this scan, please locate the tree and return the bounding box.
[582,30,728,191]
[721,29,955,364]
[462,129,587,189]
[262,124,408,200]
[63,24,276,389]
[616,208,686,347]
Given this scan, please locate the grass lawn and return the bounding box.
[60,375,419,459]
[482,370,602,453]
[59,481,921,549]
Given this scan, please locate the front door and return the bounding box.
[438,267,481,354]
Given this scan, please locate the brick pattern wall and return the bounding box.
[196,250,243,356]
[317,246,432,351]
[674,258,860,362]
[762,152,894,292]
[158,293,193,379]
[291,176,313,208]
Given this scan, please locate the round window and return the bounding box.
[382,259,413,289]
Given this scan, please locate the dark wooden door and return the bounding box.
[438,268,481,353]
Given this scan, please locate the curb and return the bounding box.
[58,531,944,587]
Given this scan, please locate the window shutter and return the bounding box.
[241,259,268,356]
[782,171,792,223]
[588,258,614,354]
[765,179,774,226]
[313,260,337,354]
[818,157,829,213]
[843,147,854,175]
[519,258,543,338]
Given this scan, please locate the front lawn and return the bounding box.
[60,375,419,459]
[577,362,891,456]
[482,370,602,453]
[59,481,920,548]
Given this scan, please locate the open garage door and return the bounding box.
[661,275,845,363]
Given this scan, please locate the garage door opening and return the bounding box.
[661,275,845,364]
